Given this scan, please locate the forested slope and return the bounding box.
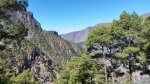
[0,8,83,84]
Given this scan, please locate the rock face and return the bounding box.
[116,71,150,84]
[8,11,42,39]
[60,23,111,43]
[1,11,83,84]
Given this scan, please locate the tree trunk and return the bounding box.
[112,72,115,84]
[102,48,108,84]
[110,47,115,84]
[110,59,115,84]
[128,40,132,84]
[129,59,132,84]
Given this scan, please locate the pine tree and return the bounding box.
[139,16,150,73]
[55,55,105,84]
[113,11,144,84]
[11,70,40,84]
[86,25,114,84]
[85,11,146,84]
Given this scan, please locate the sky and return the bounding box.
[27,0,150,34]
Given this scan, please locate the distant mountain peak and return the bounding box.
[60,22,111,43]
[141,12,150,21]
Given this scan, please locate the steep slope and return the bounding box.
[1,11,83,84]
[8,11,42,39]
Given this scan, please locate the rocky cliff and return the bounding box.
[8,11,42,39]
[1,11,83,84]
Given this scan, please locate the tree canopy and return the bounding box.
[55,55,105,84]
[84,11,149,84]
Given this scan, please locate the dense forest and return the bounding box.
[1,0,150,84]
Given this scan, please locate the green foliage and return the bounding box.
[141,16,150,49]
[0,75,12,84]
[11,70,40,84]
[0,59,10,74]
[84,11,149,84]
[0,70,39,84]
[140,16,150,67]
[86,26,111,49]
[110,11,145,84]
[55,55,105,84]
[86,25,120,84]
[123,47,140,53]
[0,0,28,13]
[0,22,28,41]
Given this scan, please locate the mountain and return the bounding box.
[60,23,111,44]
[61,27,92,43]
[60,13,150,46]
[141,12,150,23]
[1,11,83,84]
[141,12,150,20]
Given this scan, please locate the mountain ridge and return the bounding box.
[60,23,111,43]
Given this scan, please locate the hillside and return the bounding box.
[1,11,83,84]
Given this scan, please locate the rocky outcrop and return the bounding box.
[60,23,111,43]
[116,71,150,84]
[49,31,58,36]
[8,11,42,39]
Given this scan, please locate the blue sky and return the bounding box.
[27,0,150,34]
